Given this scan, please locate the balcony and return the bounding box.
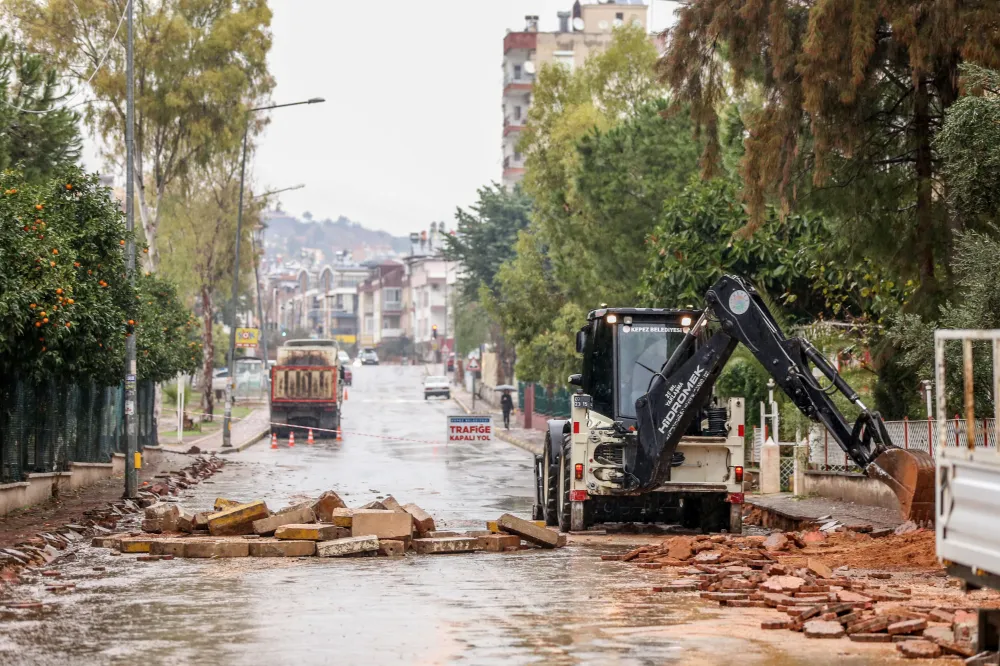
[382,301,402,313]
[503,116,525,137]
[504,32,537,54]
[381,328,404,338]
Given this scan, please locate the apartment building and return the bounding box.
[406,255,450,362]
[358,261,406,349]
[502,0,648,190]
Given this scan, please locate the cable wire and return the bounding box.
[3,1,129,115]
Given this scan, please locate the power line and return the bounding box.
[2,1,129,115]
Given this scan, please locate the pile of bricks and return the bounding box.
[604,531,991,661]
[93,490,567,560]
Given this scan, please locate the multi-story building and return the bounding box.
[406,255,450,362]
[317,262,368,347]
[357,261,406,349]
[502,1,648,190]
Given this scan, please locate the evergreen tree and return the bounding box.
[660,1,1000,311]
[0,34,81,181]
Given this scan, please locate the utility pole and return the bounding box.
[222,98,324,447]
[123,0,138,499]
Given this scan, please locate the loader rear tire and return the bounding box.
[542,435,560,527]
[559,434,572,533]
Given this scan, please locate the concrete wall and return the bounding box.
[0,456,127,517]
[803,471,901,512]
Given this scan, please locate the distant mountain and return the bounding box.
[262,210,411,262]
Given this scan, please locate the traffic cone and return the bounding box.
[336,427,342,441]
[343,388,348,401]
[288,431,295,447]
[307,428,315,445]
[270,433,278,449]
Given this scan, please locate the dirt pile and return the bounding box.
[604,528,995,661]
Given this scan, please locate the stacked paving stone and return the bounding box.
[94,491,568,560]
[603,530,991,661]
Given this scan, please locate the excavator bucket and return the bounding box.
[866,448,936,525]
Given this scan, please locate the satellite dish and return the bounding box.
[572,17,585,31]
[523,60,536,75]
[598,20,609,30]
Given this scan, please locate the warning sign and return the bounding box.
[447,415,493,443]
[467,358,480,372]
[235,327,260,348]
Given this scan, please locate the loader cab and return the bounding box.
[576,308,702,428]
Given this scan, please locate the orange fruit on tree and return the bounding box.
[65,184,72,190]
[29,303,36,309]
[35,322,42,328]
[40,311,46,317]
[119,240,125,246]
[65,322,71,328]
[67,298,74,305]
[55,288,63,295]
[42,318,48,324]
[49,261,55,267]
[128,319,135,325]
[52,249,58,255]
[35,204,43,211]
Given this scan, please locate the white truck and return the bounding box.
[934,328,1000,654]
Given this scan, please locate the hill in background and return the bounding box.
[262,210,410,263]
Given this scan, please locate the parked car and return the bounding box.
[423,375,450,400]
[338,350,351,365]
[446,353,455,372]
[211,367,229,400]
[359,348,379,365]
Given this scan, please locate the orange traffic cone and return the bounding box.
[343,388,348,401]
[307,428,315,445]
[336,427,342,441]
[288,431,295,447]
[270,433,278,449]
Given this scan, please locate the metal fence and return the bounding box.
[517,382,571,419]
[0,377,157,484]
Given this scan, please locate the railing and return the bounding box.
[0,377,158,484]
[518,382,571,419]
[752,416,997,474]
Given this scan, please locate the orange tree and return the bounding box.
[135,272,201,382]
[0,166,197,385]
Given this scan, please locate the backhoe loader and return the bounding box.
[533,275,935,532]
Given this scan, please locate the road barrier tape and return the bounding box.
[266,421,445,446]
[165,408,448,446]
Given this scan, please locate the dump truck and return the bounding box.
[270,339,343,437]
[534,274,935,533]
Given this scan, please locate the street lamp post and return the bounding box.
[223,98,324,447]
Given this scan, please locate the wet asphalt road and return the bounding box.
[1,365,705,666]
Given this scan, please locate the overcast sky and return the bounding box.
[84,1,681,237]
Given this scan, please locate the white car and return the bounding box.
[423,375,450,400]
[337,350,351,365]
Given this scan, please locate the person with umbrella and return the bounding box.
[498,385,515,429]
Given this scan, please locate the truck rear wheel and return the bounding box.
[541,437,559,527]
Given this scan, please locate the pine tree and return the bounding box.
[660,1,1000,312]
[0,35,81,181]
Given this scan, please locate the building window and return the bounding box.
[554,51,574,72]
[384,288,401,305]
[364,315,373,333]
[615,12,624,20]
[514,105,522,121]
[514,151,523,162]
[514,64,522,80]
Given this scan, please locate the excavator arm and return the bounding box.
[633,275,934,523]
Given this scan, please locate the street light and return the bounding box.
[223,97,325,447]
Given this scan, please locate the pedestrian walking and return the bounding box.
[500,390,513,429]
